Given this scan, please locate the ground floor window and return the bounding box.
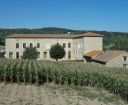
[123,64,127,68]
[16,52,19,59]
[43,52,47,58]
[38,52,40,58]
[68,51,71,59]
[9,52,13,58]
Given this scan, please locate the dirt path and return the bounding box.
[0,82,127,105]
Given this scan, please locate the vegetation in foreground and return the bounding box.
[0,59,128,102]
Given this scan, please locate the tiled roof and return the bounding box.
[83,32,102,37]
[84,50,103,57]
[6,32,102,39]
[92,50,126,63]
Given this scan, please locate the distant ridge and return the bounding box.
[0,27,128,51]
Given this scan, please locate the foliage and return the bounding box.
[0,51,5,58]
[22,47,38,59]
[0,59,128,101]
[50,43,65,61]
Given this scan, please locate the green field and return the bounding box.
[0,59,128,102]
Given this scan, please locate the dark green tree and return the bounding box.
[113,35,128,51]
[50,43,65,61]
[22,47,38,59]
[0,51,5,58]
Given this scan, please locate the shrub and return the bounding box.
[50,43,65,61]
[22,47,38,60]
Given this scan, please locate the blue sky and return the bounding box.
[0,0,128,32]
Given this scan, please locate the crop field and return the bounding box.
[0,59,128,103]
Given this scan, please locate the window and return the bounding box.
[123,64,127,68]
[68,43,71,48]
[38,52,40,58]
[30,43,33,47]
[37,43,40,48]
[9,52,13,58]
[68,51,71,59]
[16,43,19,48]
[23,43,26,48]
[16,52,19,59]
[43,52,47,58]
[123,56,127,61]
[63,43,66,48]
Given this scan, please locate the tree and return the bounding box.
[113,35,128,51]
[50,43,65,61]
[0,51,5,58]
[22,47,38,59]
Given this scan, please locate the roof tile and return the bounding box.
[92,50,126,63]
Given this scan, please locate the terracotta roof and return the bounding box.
[83,32,102,37]
[6,32,102,39]
[84,50,103,57]
[92,50,126,63]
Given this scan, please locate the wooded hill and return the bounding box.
[0,27,128,51]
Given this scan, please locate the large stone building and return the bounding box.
[5,32,103,60]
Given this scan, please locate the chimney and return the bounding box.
[68,32,71,35]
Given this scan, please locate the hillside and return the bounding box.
[0,27,128,50]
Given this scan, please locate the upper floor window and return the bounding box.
[68,43,71,48]
[30,43,33,47]
[23,43,26,48]
[37,43,40,48]
[16,43,19,48]
[123,56,127,61]
[63,43,66,48]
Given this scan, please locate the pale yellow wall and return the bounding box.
[84,37,103,54]
[6,38,74,60]
[73,38,84,60]
[5,36,103,61]
[106,53,128,68]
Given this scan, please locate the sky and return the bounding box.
[0,0,128,32]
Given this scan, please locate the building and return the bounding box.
[84,50,128,68]
[0,45,5,53]
[5,32,103,60]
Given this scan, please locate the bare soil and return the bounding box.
[0,82,127,105]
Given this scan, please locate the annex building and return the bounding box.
[5,32,103,60]
[84,50,128,68]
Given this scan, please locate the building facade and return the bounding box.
[5,32,103,60]
[84,50,128,68]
